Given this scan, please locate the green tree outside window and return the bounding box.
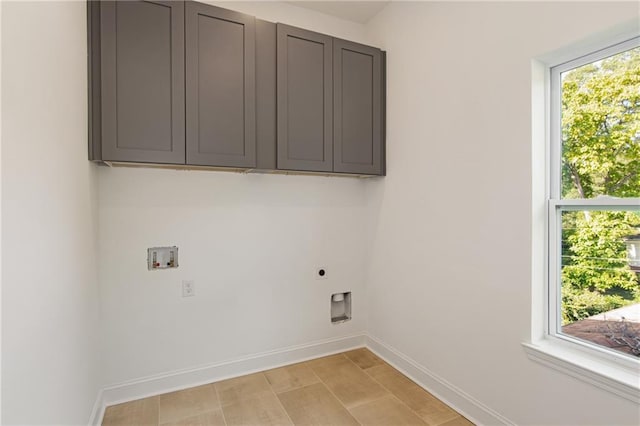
[560,47,640,325]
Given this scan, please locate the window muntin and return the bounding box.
[550,38,640,361]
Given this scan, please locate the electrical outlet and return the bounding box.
[316,267,328,280]
[182,280,195,297]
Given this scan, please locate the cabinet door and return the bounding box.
[186,2,256,167]
[100,1,185,164]
[277,25,333,172]
[333,39,384,175]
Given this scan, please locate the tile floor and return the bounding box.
[102,348,474,426]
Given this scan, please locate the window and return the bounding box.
[549,38,640,361]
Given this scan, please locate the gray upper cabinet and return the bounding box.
[275,24,385,175]
[89,1,385,176]
[96,1,185,164]
[277,24,333,172]
[333,39,384,175]
[185,2,256,167]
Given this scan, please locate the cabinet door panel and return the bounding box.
[255,20,277,170]
[277,25,332,172]
[186,2,256,167]
[100,1,185,163]
[334,39,383,175]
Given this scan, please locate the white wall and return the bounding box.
[2,1,637,424]
[1,1,101,424]
[364,2,640,425]
[212,1,371,45]
[98,2,371,387]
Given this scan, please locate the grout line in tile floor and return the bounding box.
[358,363,429,424]
[351,354,421,413]
[343,352,416,415]
[355,351,468,426]
[340,353,390,409]
[213,381,228,426]
[267,373,297,426]
[347,349,468,426]
[303,354,363,425]
[341,351,433,424]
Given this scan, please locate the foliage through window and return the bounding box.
[551,39,640,359]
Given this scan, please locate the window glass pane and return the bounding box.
[561,46,640,199]
[560,209,640,358]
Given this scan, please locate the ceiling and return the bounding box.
[287,1,390,24]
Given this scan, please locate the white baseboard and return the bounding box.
[88,389,104,426]
[89,333,514,426]
[365,335,515,426]
[90,333,366,425]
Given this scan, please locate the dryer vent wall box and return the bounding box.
[148,246,179,270]
[331,292,352,324]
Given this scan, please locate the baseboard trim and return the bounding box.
[93,333,366,424]
[365,335,515,426]
[89,333,514,426]
[88,389,104,426]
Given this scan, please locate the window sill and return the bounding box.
[522,339,640,403]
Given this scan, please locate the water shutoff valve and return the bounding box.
[147,246,179,270]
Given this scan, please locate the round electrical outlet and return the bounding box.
[316,267,328,279]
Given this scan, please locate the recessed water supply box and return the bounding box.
[331,292,352,324]
[147,246,178,270]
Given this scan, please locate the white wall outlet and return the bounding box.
[182,280,195,297]
[316,267,328,280]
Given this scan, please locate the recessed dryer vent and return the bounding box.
[331,292,351,324]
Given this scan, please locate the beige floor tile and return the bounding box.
[215,373,272,406]
[103,396,159,426]
[159,384,220,424]
[439,415,475,426]
[160,409,226,426]
[104,353,467,426]
[343,348,385,370]
[366,364,459,425]
[307,353,388,408]
[304,353,348,370]
[222,392,292,426]
[277,383,359,426]
[349,395,427,426]
[264,363,320,393]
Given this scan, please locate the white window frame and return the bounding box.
[524,35,640,404]
[549,37,640,356]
